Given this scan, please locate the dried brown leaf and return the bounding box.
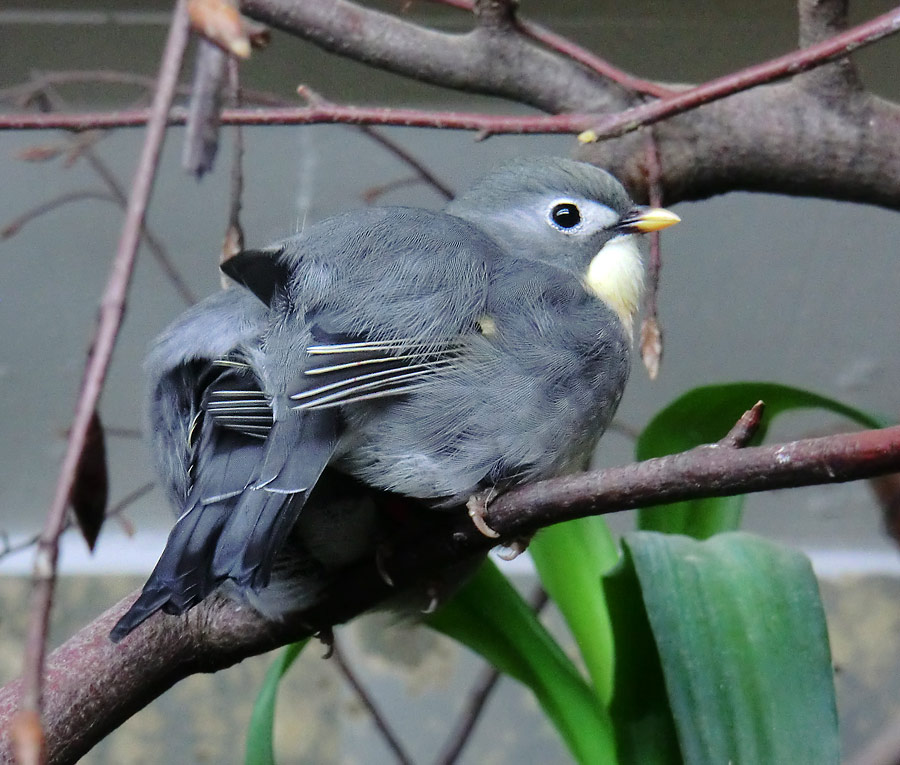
[70,410,109,551]
[640,315,663,379]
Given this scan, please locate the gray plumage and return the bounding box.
[110,157,676,641]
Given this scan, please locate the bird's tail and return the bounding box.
[110,399,339,642]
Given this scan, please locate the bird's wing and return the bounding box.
[112,359,341,641]
[112,364,268,640]
[144,287,270,505]
[290,330,467,410]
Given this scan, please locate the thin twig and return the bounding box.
[578,5,900,143]
[606,419,641,442]
[14,3,190,759]
[226,54,245,247]
[430,0,672,98]
[1,191,115,239]
[331,639,415,765]
[435,668,500,765]
[0,68,290,109]
[434,587,548,765]
[0,483,156,565]
[295,85,456,202]
[362,176,432,204]
[79,149,197,306]
[719,402,766,448]
[357,127,455,201]
[639,131,664,379]
[24,79,197,305]
[0,104,590,133]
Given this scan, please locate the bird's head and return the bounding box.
[447,157,680,334]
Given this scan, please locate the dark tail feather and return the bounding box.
[111,410,339,642]
[109,493,231,641]
[214,411,339,589]
[111,419,262,642]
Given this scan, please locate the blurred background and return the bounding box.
[0,1,898,762]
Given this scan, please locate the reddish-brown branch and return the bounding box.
[578,5,900,143]
[11,81,197,306]
[239,0,631,115]
[331,640,414,765]
[0,424,898,763]
[430,0,673,98]
[719,402,766,449]
[639,132,664,379]
[14,2,191,758]
[0,105,594,133]
[0,191,115,239]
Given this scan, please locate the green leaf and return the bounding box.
[428,560,618,765]
[604,544,682,765]
[637,382,887,537]
[611,532,839,765]
[529,516,619,704]
[245,640,308,765]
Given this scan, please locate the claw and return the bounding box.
[466,488,500,539]
[421,586,439,614]
[496,535,532,560]
[375,545,395,587]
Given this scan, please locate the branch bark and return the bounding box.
[239,0,631,114]
[1,425,897,763]
[239,0,900,208]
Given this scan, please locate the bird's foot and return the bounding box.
[466,488,501,538]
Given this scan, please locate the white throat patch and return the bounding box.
[585,234,644,336]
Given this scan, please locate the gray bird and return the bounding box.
[110,156,679,641]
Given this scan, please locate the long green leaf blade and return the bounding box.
[428,560,618,764]
[246,640,308,765]
[620,531,839,765]
[529,516,619,704]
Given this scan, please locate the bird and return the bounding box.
[109,156,679,642]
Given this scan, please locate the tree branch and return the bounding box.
[1,424,897,763]
[577,4,900,144]
[238,0,630,114]
[13,3,191,760]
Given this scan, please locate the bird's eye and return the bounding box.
[549,202,582,230]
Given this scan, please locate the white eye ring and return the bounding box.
[547,201,583,232]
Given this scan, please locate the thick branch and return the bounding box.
[0,425,897,763]
[580,84,900,208]
[577,5,898,144]
[238,0,631,113]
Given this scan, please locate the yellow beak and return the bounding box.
[618,206,681,234]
